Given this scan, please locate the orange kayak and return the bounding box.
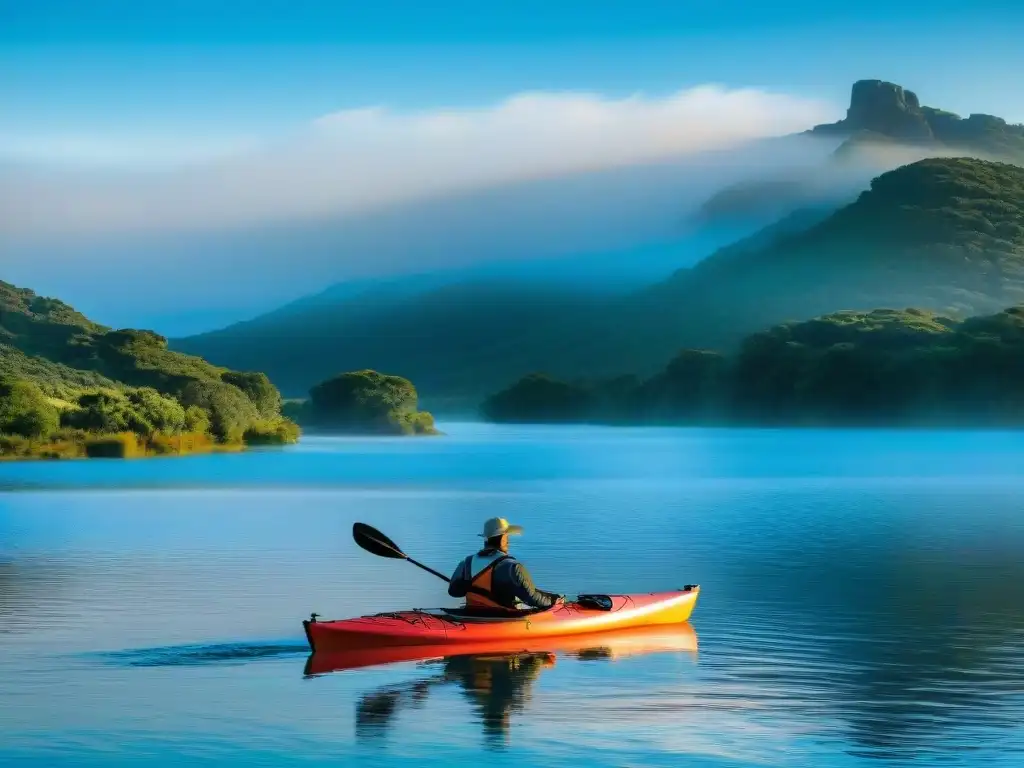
[304,621,699,675]
[303,586,700,654]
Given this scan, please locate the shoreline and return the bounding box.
[0,431,262,462]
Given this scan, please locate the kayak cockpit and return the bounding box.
[435,605,554,622]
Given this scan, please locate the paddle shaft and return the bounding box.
[404,555,453,584]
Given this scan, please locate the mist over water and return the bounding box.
[5,107,964,338]
[3,132,854,335]
[2,425,1024,766]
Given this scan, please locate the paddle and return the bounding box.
[352,521,563,605]
[352,522,454,584]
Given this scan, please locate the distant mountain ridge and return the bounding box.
[173,79,1024,412]
[176,155,1024,411]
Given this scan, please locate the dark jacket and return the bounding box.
[448,549,557,610]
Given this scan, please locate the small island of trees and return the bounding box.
[284,369,439,436]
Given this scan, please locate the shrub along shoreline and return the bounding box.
[2,430,223,460]
[0,376,301,461]
[0,364,445,460]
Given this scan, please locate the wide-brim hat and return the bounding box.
[479,517,523,538]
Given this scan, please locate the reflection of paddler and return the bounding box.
[354,651,556,746]
[355,678,440,738]
[346,624,697,747]
[355,689,402,736]
[441,652,556,746]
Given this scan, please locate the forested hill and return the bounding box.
[595,156,1024,376]
[1,280,244,397]
[1,280,298,456]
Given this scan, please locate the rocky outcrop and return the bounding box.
[811,80,935,142]
[695,79,1024,228]
[813,79,1024,158]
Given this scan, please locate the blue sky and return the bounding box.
[3,0,1023,151]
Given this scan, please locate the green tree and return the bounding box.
[308,370,420,433]
[178,380,260,442]
[126,387,188,433]
[221,371,282,418]
[64,391,154,435]
[183,405,211,435]
[0,377,60,438]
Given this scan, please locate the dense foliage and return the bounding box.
[0,280,300,458]
[1,282,279,403]
[482,306,1024,427]
[299,369,439,435]
[481,373,593,423]
[0,377,60,438]
[0,343,120,401]
[221,371,282,418]
[64,390,179,435]
[177,380,262,443]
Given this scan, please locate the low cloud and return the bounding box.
[0,85,837,240]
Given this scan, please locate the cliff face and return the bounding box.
[813,80,935,142]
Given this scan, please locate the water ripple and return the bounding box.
[93,641,309,668]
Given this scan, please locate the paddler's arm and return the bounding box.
[447,559,470,598]
[509,562,559,609]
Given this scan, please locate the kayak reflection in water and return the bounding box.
[355,651,556,748]
[447,517,563,612]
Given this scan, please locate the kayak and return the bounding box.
[302,585,699,654]
[303,621,699,675]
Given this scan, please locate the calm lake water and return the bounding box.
[2,424,1024,767]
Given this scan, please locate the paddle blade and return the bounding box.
[352,522,407,560]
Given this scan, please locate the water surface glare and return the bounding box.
[2,424,1024,767]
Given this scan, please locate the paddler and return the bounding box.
[448,517,563,612]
